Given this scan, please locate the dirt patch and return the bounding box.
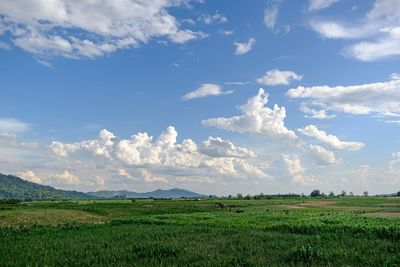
[380,203,399,206]
[303,201,338,205]
[364,212,400,217]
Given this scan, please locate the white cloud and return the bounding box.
[308,144,341,165]
[95,176,105,186]
[282,154,319,186]
[256,69,302,86]
[49,126,271,182]
[291,174,318,186]
[199,13,227,24]
[118,168,135,180]
[219,30,234,35]
[309,0,400,61]
[202,88,301,145]
[200,137,255,158]
[286,77,400,118]
[0,132,38,149]
[233,37,255,55]
[308,0,341,11]
[53,170,82,185]
[139,168,168,183]
[386,120,400,125]
[0,0,203,60]
[0,118,29,133]
[181,84,233,100]
[0,41,10,50]
[264,6,278,29]
[300,103,336,119]
[389,152,400,174]
[347,32,400,61]
[310,21,370,39]
[17,170,42,184]
[282,154,305,175]
[298,125,364,151]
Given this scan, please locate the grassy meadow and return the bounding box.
[0,197,399,266]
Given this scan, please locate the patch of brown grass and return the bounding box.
[0,209,105,227]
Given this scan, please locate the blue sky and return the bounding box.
[1,0,400,195]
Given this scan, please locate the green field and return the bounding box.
[1,197,399,266]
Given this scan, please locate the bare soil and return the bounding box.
[303,201,338,205]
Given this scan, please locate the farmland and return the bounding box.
[0,197,399,266]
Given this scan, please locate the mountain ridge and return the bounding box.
[86,188,207,199]
[0,173,206,199]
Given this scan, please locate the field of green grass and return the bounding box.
[0,197,399,266]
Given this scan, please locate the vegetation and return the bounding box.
[0,197,399,266]
[0,173,90,200]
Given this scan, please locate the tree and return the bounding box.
[349,192,354,197]
[340,190,346,197]
[310,190,321,197]
[236,193,243,199]
[328,191,334,197]
[363,191,368,197]
[397,191,400,197]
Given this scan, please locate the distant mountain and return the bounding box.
[87,188,207,199]
[0,173,90,200]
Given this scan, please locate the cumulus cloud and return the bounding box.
[139,168,168,183]
[202,88,301,145]
[200,137,255,158]
[53,170,82,185]
[0,118,29,133]
[49,126,272,182]
[308,0,341,11]
[298,125,364,151]
[233,37,255,55]
[256,69,302,86]
[309,0,400,61]
[17,170,42,184]
[291,174,319,186]
[308,144,341,165]
[0,0,203,60]
[181,84,233,100]
[282,154,319,186]
[282,154,305,175]
[286,77,400,118]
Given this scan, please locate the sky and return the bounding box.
[1,0,400,196]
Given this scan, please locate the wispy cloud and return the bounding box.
[0,118,30,133]
[308,0,341,11]
[181,84,233,100]
[233,37,255,55]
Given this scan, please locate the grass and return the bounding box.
[0,197,399,266]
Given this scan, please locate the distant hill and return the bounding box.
[0,173,90,200]
[87,188,207,199]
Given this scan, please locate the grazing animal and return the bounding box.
[283,210,289,215]
[236,209,244,213]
